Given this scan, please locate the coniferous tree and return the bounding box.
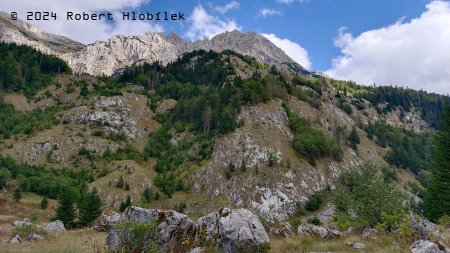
[40,196,48,209]
[79,188,102,227]
[424,106,450,221]
[13,187,22,202]
[54,189,76,228]
[348,126,360,150]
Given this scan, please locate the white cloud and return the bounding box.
[213,1,240,14]
[258,8,282,18]
[2,0,163,44]
[186,4,241,41]
[262,33,311,69]
[326,1,450,94]
[276,0,307,4]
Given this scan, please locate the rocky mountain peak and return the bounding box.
[0,14,309,76]
[0,11,84,55]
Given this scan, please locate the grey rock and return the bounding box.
[297,223,342,239]
[195,208,270,253]
[362,227,378,240]
[45,220,66,232]
[12,218,32,227]
[94,211,121,232]
[28,232,45,241]
[345,241,366,249]
[106,206,194,253]
[189,247,205,253]
[9,234,21,244]
[410,240,449,253]
[410,213,442,240]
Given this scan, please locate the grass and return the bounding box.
[270,234,412,253]
[2,229,108,253]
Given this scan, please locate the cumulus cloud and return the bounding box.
[257,8,282,18]
[326,1,450,94]
[262,33,311,69]
[2,0,163,44]
[186,4,241,41]
[213,1,240,14]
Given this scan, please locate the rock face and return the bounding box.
[0,11,84,55]
[106,206,194,253]
[297,223,343,239]
[0,13,309,76]
[195,208,270,253]
[410,240,449,253]
[45,220,66,233]
[9,234,21,244]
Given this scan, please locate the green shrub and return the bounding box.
[305,191,323,211]
[115,220,159,253]
[307,216,321,226]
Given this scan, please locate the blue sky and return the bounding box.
[2,0,450,93]
[137,0,428,71]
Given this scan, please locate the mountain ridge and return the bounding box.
[0,12,309,76]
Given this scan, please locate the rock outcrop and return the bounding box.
[12,218,32,227]
[106,206,194,252]
[410,240,450,253]
[195,208,270,253]
[94,211,121,232]
[297,223,343,239]
[45,220,66,233]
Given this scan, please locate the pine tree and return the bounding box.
[13,187,22,202]
[142,187,152,203]
[54,189,76,228]
[424,106,450,222]
[348,126,360,150]
[119,195,132,212]
[116,176,124,188]
[40,196,48,209]
[79,188,102,227]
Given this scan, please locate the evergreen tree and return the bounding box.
[13,187,22,202]
[54,189,76,228]
[348,126,360,150]
[116,175,124,188]
[79,188,102,227]
[142,187,152,203]
[119,195,132,212]
[40,196,48,209]
[424,106,450,221]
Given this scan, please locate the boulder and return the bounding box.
[410,240,450,253]
[28,232,45,241]
[409,213,442,239]
[362,227,378,240]
[195,208,270,253]
[345,241,366,249]
[45,220,66,233]
[106,206,194,253]
[94,211,121,232]
[269,222,293,237]
[9,234,21,244]
[297,223,342,239]
[12,218,32,227]
[190,247,205,253]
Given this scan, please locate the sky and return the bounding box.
[1,0,450,94]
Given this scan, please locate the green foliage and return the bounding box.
[283,103,343,165]
[307,216,321,226]
[338,102,352,115]
[13,187,22,202]
[347,126,360,150]
[40,196,48,209]
[361,85,449,128]
[0,42,71,96]
[0,102,57,139]
[424,105,450,222]
[115,220,159,253]
[305,191,323,211]
[53,188,77,228]
[120,195,132,212]
[173,201,187,213]
[79,188,102,227]
[116,175,125,188]
[335,162,405,228]
[367,121,433,174]
[13,225,48,239]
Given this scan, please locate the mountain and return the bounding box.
[0,12,84,55]
[0,13,308,76]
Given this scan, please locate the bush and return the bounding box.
[305,191,323,211]
[115,220,159,253]
[307,216,321,226]
[335,162,405,228]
